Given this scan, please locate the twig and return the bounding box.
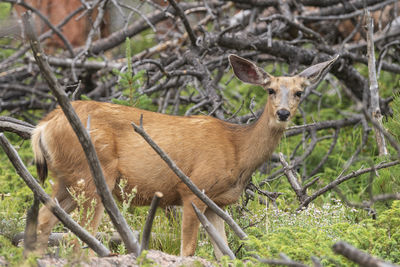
[116,1,157,32]
[72,0,108,81]
[191,202,235,260]
[11,0,74,56]
[183,51,225,119]
[362,109,400,158]
[0,133,111,256]
[131,120,247,240]
[297,0,397,21]
[259,14,326,44]
[0,116,34,139]
[0,5,85,68]
[22,12,140,255]
[306,128,340,179]
[140,192,163,253]
[168,0,197,47]
[297,160,400,211]
[279,153,308,203]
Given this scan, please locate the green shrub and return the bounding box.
[243,200,400,266]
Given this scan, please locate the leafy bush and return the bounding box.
[241,200,400,266]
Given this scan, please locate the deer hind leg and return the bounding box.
[70,168,118,254]
[36,181,76,255]
[204,207,228,260]
[70,191,104,254]
[180,195,207,256]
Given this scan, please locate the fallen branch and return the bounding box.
[366,10,388,156]
[0,116,34,139]
[297,160,400,211]
[22,11,140,255]
[0,133,110,256]
[192,202,235,260]
[279,153,308,204]
[131,117,247,240]
[140,192,163,253]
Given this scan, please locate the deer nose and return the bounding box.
[277,109,290,121]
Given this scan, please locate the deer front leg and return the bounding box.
[204,207,228,260]
[181,197,206,256]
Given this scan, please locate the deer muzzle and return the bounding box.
[276,109,290,121]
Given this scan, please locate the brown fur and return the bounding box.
[31,55,336,258]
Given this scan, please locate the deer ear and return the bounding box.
[229,54,271,85]
[298,55,339,85]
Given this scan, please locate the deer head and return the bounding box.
[229,54,338,126]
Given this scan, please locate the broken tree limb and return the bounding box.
[297,160,400,211]
[0,116,34,140]
[0,133,111,257]
[131,119,247,240]
[191,202,235,260]
[22,11,140,256]
[140,192,163,253]
[366,10,388,156]
[279,153,308,204]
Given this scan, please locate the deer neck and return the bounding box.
[237,104,286,172]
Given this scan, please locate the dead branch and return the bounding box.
[279,153,308,203]
[366,10,388,156]
[191,202,235,260]
[131,118,247,240]
[22,11,140,255]
[168,0,197,47]
[0,116,34,139]
[3,0,74,56]
[0,133,110,256]
[297,160,400,211]
[140,192,163,253]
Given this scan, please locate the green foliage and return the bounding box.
[112,38,152,109]
[136,250,155,266]
[0,134,35,239]
[385,93,400,144]
[242,200,400,266]
[0,235,23,264]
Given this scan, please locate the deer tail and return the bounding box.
[31,124,48,184]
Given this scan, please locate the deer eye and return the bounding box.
[295,91,303,98]
[267,88,276,95]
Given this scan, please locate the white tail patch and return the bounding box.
[31,123,47,165]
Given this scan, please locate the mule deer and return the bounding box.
[31,54,337,258]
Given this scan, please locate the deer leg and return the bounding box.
[36,183,76,254]
[204,207,228,260]
[180,197,207,256]
[70,193,104,254]
[71,170,117,254]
